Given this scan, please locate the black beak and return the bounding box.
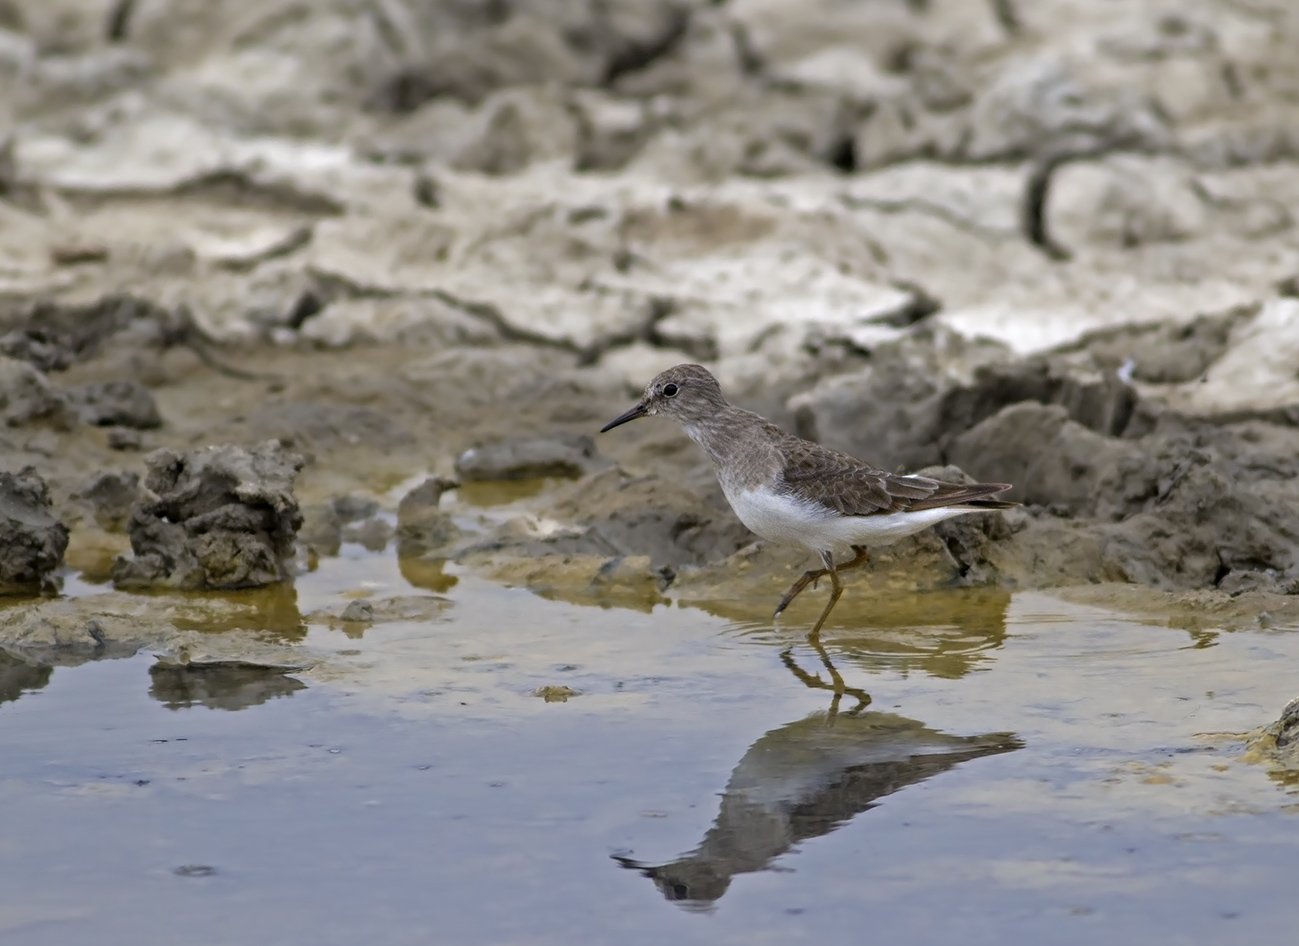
[600,401,648,432]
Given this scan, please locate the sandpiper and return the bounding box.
[600,364,1016,638]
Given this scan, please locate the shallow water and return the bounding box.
[2,547,1298,945]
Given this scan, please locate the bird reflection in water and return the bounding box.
[149,660,306,711]
[616,641,1021,908]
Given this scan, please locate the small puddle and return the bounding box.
[1,547,1297,944]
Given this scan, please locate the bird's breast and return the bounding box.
[724,485,836,550]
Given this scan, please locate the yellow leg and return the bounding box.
[807,562,843,642]
[772,545,869,621]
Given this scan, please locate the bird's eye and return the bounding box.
[663,383,679,398]
[671,883,690,900]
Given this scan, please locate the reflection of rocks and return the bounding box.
[149,660,306,711]
[618,710,1021,907]
[0,467,69,595]
[111,442,304,590]
[0,648,52,705]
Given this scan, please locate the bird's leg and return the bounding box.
[773,564,830,617]
[772,546,869,619]
[834,545,870,576]
[807,553,844,643]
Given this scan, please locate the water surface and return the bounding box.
[1,550,1297,945]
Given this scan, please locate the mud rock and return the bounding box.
[65,380,162,429]
[342,516,393,553]
[298,503,343,557]
[339,600,374,624]
[792,334,1140,475]
[914,464,1015,585]
[947,403,1152,517]
[455,434,610,482]
[1070,309,1244,385]
[1245,696,1299,772]
[396,476,461,557]
[71,469,143,532]
[111,442,304,591]
[106,428,145,451]
[0,467,69,595]
[0,356,75,429]
[451,86,580,176]
[333,494,380,524]
[541,467,752,567]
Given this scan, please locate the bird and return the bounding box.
[599,364,1016,638]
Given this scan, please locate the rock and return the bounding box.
[65,380,162,429]
[342,516,393,553]
[332,494,380,524]
[540,467,752,568]
[106,427,145,451]
[791,333,1140,476]
[111,442,304,590]
[451,85,580,176]
[455,434,610,482]
[71,469,143,532]
[1066,309,1245,385]
[339,600,374,624]
[0,356,75,429]
[396,476,461,557]
[1245,696,1299,773]
[0,467,69,595]
[947,402,1152,517]
[1159,299,1299,423]
[298,503,342,557]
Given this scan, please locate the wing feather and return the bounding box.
[771,428,1014,517]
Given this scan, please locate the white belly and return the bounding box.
[725,485,984,555]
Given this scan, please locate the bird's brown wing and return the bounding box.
[773,430,1015,517]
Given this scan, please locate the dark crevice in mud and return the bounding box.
[827,135,858,174]
[58,171,346,217]
[941,533,973,579]
[432,289,582,355]
[285,290,326,330]
[730,23,765,77]
[601,5,693,87]
[989,0,1021,34]
[578,294,686,367]
[1022,151,1073,261]
[105,0,136,42]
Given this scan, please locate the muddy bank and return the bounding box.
[1,0,1298,641]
